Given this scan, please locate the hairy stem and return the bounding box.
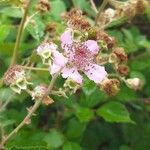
[0,71,60,149]
[95,0,109,25]
[10,0,31,66]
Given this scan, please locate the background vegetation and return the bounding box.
[0,0,150,149]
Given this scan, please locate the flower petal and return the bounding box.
[84,40,99,55]
[53,50,68,67]
[37,43,57,55]
[60,29,73,45]
[84,63,107,84]
[50,51,68,74]
[50,63,62,75]
[62,67,82,84]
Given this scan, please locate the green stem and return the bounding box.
[0,71,60,149]
[95,0,109,25]
[10,0,32,66]
[21,66,49,72]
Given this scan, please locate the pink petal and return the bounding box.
[84,64,107,84]
[53,50,68,67]
[60,29,73,45]
[50,63,61,74]
[62,67,82,84]
[84,40,99,55]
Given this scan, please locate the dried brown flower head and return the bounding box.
[62,8,90,31]
[97,30,116,49]
[101,78,120,96]
[36,0,50,13]
[112,47,128,62]
[45,22,57,34]
[4,65,25,85]
[117,64,129,76]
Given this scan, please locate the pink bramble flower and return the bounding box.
[37,43,68,69]
[50,29,107,84]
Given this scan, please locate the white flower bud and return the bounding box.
[126,78,141,90]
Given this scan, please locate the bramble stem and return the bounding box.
[21,66,49,72]
[0,71,60,149]
[95,0,109,25]
[90,0,98,13]
[10,0,31,66]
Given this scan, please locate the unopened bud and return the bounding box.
[100,78,120,96]
[126,78,141,90]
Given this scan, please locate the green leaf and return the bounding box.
[26,16,45,41]
[82,77,96,96]
[75,106,94,123]
[63,141,82,150]
[50,0,66,21]
[96,101,134,123]
[65,118,86,139]
[0,25,10,42]
[44,129,65,148]
[0,6,22,18]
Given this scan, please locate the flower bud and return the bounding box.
[64,78,81,94]
[125,78,141,90]
[32,84,54,105]
[4,65,31,94]
[100,78,120,96]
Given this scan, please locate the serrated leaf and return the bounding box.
[82,77,96,96]
[96,101,134,123]
[75,106,94,123]
[44,129,65,148]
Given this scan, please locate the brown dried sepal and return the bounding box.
[42,96,54,106]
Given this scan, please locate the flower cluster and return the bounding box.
[98,0,149,27]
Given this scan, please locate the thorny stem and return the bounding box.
[10,0,32,66]
[95,0,109,25]
[0,71,60,149]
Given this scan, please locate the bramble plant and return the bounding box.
[0,0,150,149]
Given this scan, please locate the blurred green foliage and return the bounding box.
[0,0,150,150]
